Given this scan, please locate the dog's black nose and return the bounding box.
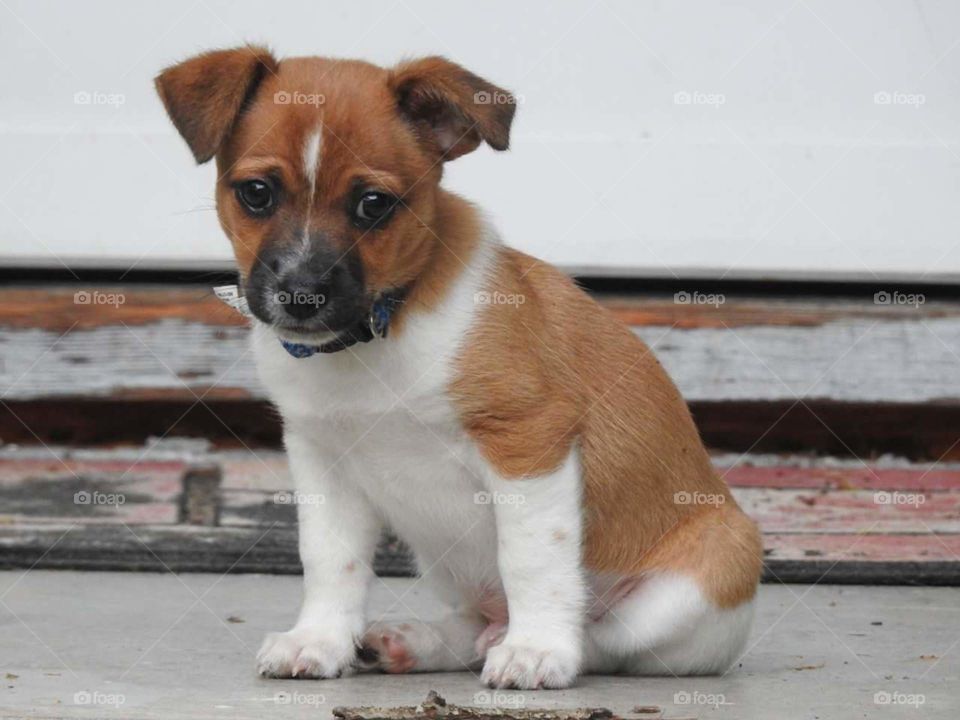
[277,275,328,320]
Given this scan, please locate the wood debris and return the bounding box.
[333,691,620,720]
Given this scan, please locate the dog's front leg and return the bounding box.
[257,430,381,679]
[480,452,586,689]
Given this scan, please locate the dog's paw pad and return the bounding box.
[361,623,417,674]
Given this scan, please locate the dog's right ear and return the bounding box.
[155,46,277,164]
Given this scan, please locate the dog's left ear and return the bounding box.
[155,45,278,164]
[390,57,516,161]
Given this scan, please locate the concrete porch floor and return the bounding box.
[0,572,957,719]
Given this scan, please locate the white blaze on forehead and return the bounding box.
[303,128,323,184]
[301,127,323,245]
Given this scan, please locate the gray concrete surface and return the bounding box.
[0,571,957,719]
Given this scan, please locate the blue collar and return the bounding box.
[279,290,407,359]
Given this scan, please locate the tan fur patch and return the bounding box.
[451,249,762,608]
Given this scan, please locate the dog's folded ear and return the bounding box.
[390,57,516,161]
[155,46,278,164]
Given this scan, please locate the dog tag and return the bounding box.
[213,284,253,318]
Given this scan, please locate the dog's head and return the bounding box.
[155,47,514,343]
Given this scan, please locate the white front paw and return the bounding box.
[256,626,357,679]
[481,639,579,689]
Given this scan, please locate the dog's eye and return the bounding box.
[353,191,397,229]
[236,179,275,216]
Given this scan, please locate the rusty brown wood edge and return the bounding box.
[2,286,958,332]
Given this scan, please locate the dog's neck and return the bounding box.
[387,190,485,338]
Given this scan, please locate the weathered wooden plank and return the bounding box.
[0,320,257,400]
[763,532,960,585]
[2,288,959,405]
[1,523,956,584]
[4,287,957,331]
[220,488,295,527]
[764,532,960,562]
[2,450,960,583]
[2,446,959,581]
[601,295,960,329]
[635,317,960,403]
[5,452,960,530]
[3,311,959,405]
[734,487,960,533]
[0,287,246,331]
[722,463,960,491]
[0,524,416,576]
[0,456,182,525]
[220,484,960,534]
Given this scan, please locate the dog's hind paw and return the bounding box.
[359,622,418,674]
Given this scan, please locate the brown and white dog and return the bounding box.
[155,47,762,689]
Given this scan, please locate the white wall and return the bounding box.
[1,0,959,280]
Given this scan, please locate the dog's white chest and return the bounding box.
[335,409,497,574]
[249,235,502,588]
[256,343,500,588]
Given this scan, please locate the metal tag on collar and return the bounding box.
[213,284,253,319]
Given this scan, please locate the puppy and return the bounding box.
[155,47,762,689]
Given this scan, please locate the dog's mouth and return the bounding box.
[272,324,340,345]
[263,298,371,344]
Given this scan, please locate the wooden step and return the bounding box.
[3,287,958,404]
[1,448,957,584]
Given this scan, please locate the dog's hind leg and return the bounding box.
[583,572,755,676]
